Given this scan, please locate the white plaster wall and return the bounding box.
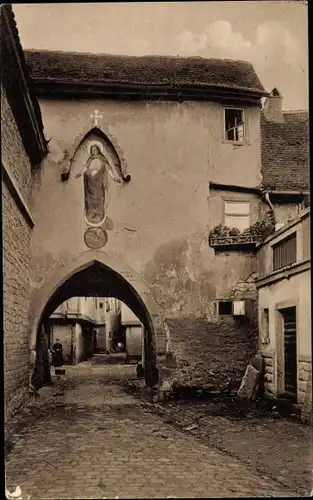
[30,98,262,318]
[121,302,141,325]
[258,211,310,279]
[259,270,311,357]
[75,322,84,363]
[259,268,311,403]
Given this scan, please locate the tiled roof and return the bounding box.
[2,7,45,132]
[24,49,266,95]
[261,110,309,192]
[1,5,47,163]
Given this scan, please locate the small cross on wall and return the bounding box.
[90,109,104,126]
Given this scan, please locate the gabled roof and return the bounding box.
[24,49,267,99]
[1,5,47,165]
[261,110,309,192]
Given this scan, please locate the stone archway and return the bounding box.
[29,250,163,387]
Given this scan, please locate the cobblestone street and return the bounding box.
[133,389,312,497]
[5,362,304,499]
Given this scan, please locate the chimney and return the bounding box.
[263,88,284,122]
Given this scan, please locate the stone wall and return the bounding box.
[1,87,32,201]
[301,367,312,425]
[2,86,34,421]
[163,315,258,392]
[261,353,312,412]
[229,271,258,301]
[298,357,312,407]
[229,271,258,325]
[262,352,275,398]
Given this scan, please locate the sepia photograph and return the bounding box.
[2,1,311,498]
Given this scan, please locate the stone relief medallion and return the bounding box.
[84,227,108,249]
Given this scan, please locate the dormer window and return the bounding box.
[224,108,245,142]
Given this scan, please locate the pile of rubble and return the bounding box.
[157,316,257,396]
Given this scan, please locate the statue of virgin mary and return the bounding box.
[75,141,129,226]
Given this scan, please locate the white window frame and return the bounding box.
[224,199,251,231]
[223,108,245,144]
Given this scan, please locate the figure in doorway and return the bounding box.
[52,338,64,368]
[75,143,130,225]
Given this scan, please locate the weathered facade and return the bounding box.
[257,207,311,413]
[1,5,47,420]
[25,50,268,333]
[2,9,310,414]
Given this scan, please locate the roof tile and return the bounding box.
[24,49,266,95]
[261,111,309,192]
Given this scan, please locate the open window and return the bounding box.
[218,300,233,316]
[224,108,245,142]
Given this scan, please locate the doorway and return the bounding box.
[281,307,297,400]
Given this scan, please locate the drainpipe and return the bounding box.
[264,191,273,210]
[263,191,276,225]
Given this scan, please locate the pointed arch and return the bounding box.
[29,250,163,385]
[61,125,130,181]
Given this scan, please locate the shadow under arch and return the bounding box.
[29,250,161,387]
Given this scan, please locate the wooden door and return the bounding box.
[282,307,297,399]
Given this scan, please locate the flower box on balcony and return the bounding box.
[208,219,276,250]
[209,234,258,248]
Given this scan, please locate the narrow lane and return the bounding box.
[5,362,298,499]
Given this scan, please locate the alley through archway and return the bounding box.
[5,360,298,499]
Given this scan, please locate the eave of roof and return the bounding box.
[1,6,47,165]
[24,49,268,102]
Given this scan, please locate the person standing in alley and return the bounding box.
[52,338,64,368]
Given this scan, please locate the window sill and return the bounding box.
[257,259,310,288]
[273,262,297,273]
[223,140,246,146]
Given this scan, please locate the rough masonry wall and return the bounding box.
[298,356,311,407]
[163,316,258,391]
[2,89,34,420]
[3,184,33,418]
[1,86,32,200]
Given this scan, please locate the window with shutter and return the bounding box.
[272,233,297,271]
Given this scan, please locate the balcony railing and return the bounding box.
[209,219,275,250]
[209,234,259,248]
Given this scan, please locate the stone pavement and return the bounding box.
[5,362,301,499]
[141,399,313,497]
